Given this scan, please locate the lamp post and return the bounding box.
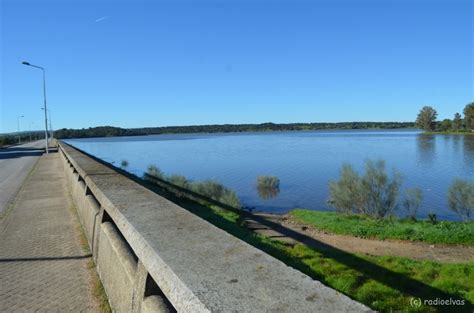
[17,115,24,144]
[42,108,54,139]
[22,61,49,154]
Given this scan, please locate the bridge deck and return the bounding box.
[0,151,104,312]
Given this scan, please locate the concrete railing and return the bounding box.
[58,142,371,313]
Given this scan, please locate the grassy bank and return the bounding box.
[193,205,473,312]
[289,210,474,246]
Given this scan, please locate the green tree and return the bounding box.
[415,106,438,131]
[447,179,473,221]
[403,188,423,220]
[464,102,474,130]
[452,113,463,131]
[328,160,403,218]
[360,160,403,218]
[439,119,452,132]
[328,164,365,214]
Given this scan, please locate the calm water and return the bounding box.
[66,130,474,221]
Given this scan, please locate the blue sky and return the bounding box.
[1,0,472,133]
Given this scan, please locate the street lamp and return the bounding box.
[22,61,49,154]
[17,115,24,144]
[41,108,54,139]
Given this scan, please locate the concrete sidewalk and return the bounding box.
[0,151,104,312]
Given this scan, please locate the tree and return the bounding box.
[328,160,403,218]
[416,106,438,131]
[452,113,463,131]
[328,164,365,214]
[448,179,473,221]
[439,119,452,132]
[360,160,403,218]
[464,103,474,130]
[403,188,423,220]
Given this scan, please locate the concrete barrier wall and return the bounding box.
[58,142,371,313]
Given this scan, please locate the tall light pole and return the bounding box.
[22,61,49,154]
[42,108,54,139]
[17,115,24,144]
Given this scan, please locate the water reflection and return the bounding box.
[257,176,281,200]
[451,135,461,153]
[416,134,436,166]
[463,136,474,173]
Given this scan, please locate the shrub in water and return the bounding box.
[328,160,403,218]
[167,175,190,189]
[256,175,280,199]
[191,180,241,209]
[328,164,365,214]
[403,188,423,220]
[360,160,403,218]
[146,164,164,179]
[447,178,474,221]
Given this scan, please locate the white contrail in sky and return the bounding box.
[95,16,110,23]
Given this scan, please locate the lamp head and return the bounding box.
[22,61,31,66]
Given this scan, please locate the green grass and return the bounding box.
[138,175,474,312]
[176,202,474,312]
[290,210,474,246]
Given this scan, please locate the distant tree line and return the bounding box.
[0,132,44,147]
[416,102,474,132]
[54,122,415,139]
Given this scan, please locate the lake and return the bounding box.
[66,130,474,221]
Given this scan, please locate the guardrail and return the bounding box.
[58,141,371,313]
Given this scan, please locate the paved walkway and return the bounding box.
[0,151,103,312]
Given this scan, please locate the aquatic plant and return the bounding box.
[448,178,474,221]
[256,176,280,199]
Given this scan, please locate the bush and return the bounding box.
[191,180,241,209]
[328,164,365,214]
[120,159,129,168]
[361,160,403,218]
[256,175,280,199]
[142,164,241,209]
[167,175,190,189]
[448,179,474,221]
[146,164,164,179]
[403,188,423,220]
[328,160,403,218]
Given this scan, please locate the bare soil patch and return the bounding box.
[243,213,474,263]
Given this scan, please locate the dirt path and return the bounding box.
[242,213,474,263]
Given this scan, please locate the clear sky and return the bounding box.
[1,0,472,133]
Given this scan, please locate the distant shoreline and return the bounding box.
[53,122,416,139]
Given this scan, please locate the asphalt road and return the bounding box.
[0,141,45,214]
